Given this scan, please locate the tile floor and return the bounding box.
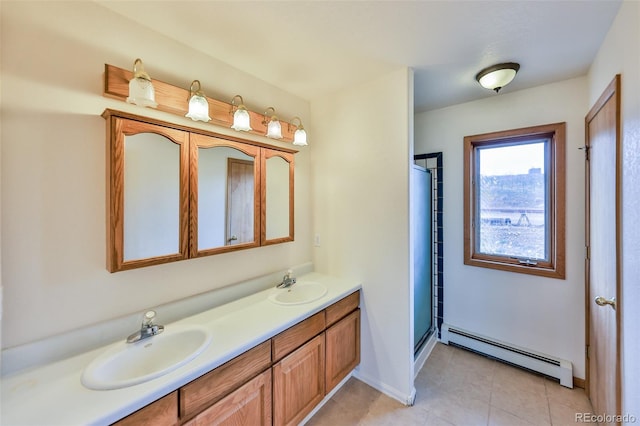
[307,343,594,426]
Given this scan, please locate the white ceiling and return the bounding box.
[98,0,622,112]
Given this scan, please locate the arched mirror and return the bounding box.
[190,133,261,256]
[262,149,294,245]
[106,115,189,272]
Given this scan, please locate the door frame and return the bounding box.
[584,74,621,410]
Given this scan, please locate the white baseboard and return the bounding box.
[353,369,417,406]
[442,323,573,388]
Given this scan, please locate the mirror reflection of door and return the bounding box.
[196,142,258,252]
[226,158,255,245]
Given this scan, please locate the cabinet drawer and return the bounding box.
[325,290,360,327]
[180,341,271,420]
[114,391,177,426]
[272,311,325,362]
[183,369,272,426]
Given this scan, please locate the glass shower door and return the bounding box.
[413,165,433,354]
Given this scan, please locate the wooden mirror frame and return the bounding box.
[103,109,296,272]
[261,149,294,245]
[105,114,190,272]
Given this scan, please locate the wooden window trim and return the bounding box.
[463,122,566,279]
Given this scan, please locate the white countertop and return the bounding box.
[1,272,361,426]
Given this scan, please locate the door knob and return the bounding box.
[595,296,616,310]
[228,235,238,243]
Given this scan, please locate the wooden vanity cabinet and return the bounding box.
[272,290,360,425]
[112,290,360,426]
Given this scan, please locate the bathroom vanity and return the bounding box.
[1,273,361,426]
[117,290,359,425]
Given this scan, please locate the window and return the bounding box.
[463,123,566,279]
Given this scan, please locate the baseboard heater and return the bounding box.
[441,324,573,388]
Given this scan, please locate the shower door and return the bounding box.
[413,165,433,354]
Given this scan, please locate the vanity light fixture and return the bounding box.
[230,95,253,132]
[262,107,283,139]
[126,58,158,108]
[289,116,308,146]
[475,62,520,93]
[185,80,211,122]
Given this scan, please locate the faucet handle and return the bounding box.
[142,310,156,326]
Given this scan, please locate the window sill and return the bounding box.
[464,257,566,280]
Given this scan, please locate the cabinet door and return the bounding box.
[325,308,361,393]
[184,369,272,426]
[114,391,178,426]
[273,334,325,426]
[106,115,190,272]
[261,149,294,245]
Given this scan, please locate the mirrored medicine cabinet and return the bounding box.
[103,109,295,272]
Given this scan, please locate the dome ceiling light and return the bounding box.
[475,62,520,93]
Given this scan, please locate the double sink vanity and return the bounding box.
[1,75,363,425]
[1,272,361,425]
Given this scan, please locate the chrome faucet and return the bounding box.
[277,270,297,289]
[127,310,164,343]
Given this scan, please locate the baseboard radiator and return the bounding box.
[441,324,573,388]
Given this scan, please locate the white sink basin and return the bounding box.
[269,281,328,305]
[81,325,212,390]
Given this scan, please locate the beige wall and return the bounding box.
[588,0,640,418]
[0,1,312,349]
[310,68,415,402]
[415,76,589,378]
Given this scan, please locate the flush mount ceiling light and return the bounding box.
[185,80,211,122]
[262,107,283,139]
[289,117,308,146]
[475,62,520,93]
[126,58,158,108]
[230,95,253,132]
